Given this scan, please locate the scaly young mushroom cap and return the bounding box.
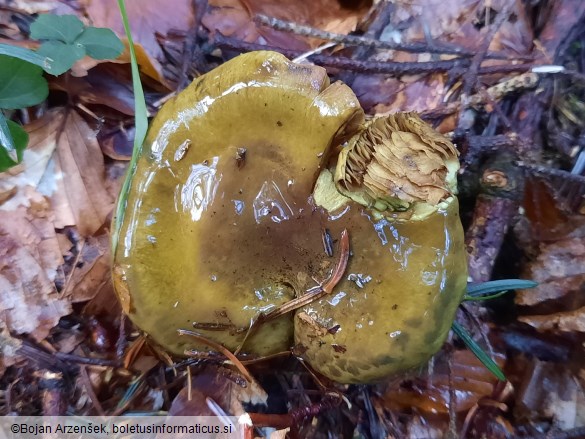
[112,51,364,356]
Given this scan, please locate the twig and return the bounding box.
[116,312,128,359]
[215,34,532,77]
[422,72,536,121]
[463,2,515,97]
[457,1,515,135]
[215,33,467,74]
[255,14,515,60]
[79,365,105,416]
[248,394,341,429]
[286,52,471,75]
[178,0,201,89]
[16,341,72,372]
[292,42,337,64]
[337,1,395,86]
[465,195,516,282]
[179,329,254,383]
[54,352,123,368]
[59,238,86,298]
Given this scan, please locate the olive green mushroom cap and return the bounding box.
[112,51,364,356]
[113,50,468,385]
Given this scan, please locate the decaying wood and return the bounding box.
[465,152,524,282]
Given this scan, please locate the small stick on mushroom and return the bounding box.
[260,229,350,320]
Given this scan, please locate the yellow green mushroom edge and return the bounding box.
[112,51,468,384]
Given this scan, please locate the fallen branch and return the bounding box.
[254,14,525,60]
[215,34,532,77]
[465,152,523,282]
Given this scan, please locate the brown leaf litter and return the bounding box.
[0,109,114,236]
[516,217,585,334]
[0,197,69,342]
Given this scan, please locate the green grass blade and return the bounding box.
[112,0,149,252]
[0,43,53,72]
[0,111,16,159]
[0,117,28,171]
[451,321,506,381]
[465,279,538,300]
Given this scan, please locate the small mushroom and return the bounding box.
[112,51,467,384]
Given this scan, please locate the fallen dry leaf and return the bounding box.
[71,39,171,90]
[393,0,532,57]
[268,429,290,439]
[519,307,585,333]
[62,232,112,303]
[0,12,22,40]
[42,110,115,236]
[0,110,64,212]
[6,0,77,15]
[0,195,70,342]
[203,0,370,51]
[52,66,136,116]
[115,39,171,87]
[0,327,23,377]
[99,125,135,161]
[517,359,585,430]
[516,274,585,307]
[405,415,446,439]
[51,329,85,355]
[0,109,114,236]
[516,228,585,333]
[537,0,585,61]
[381,349,504,414]
[169,366,265,417]
[83,0,194,61]
[81,285,120,324]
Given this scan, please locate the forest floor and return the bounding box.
[1,0,585,438]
